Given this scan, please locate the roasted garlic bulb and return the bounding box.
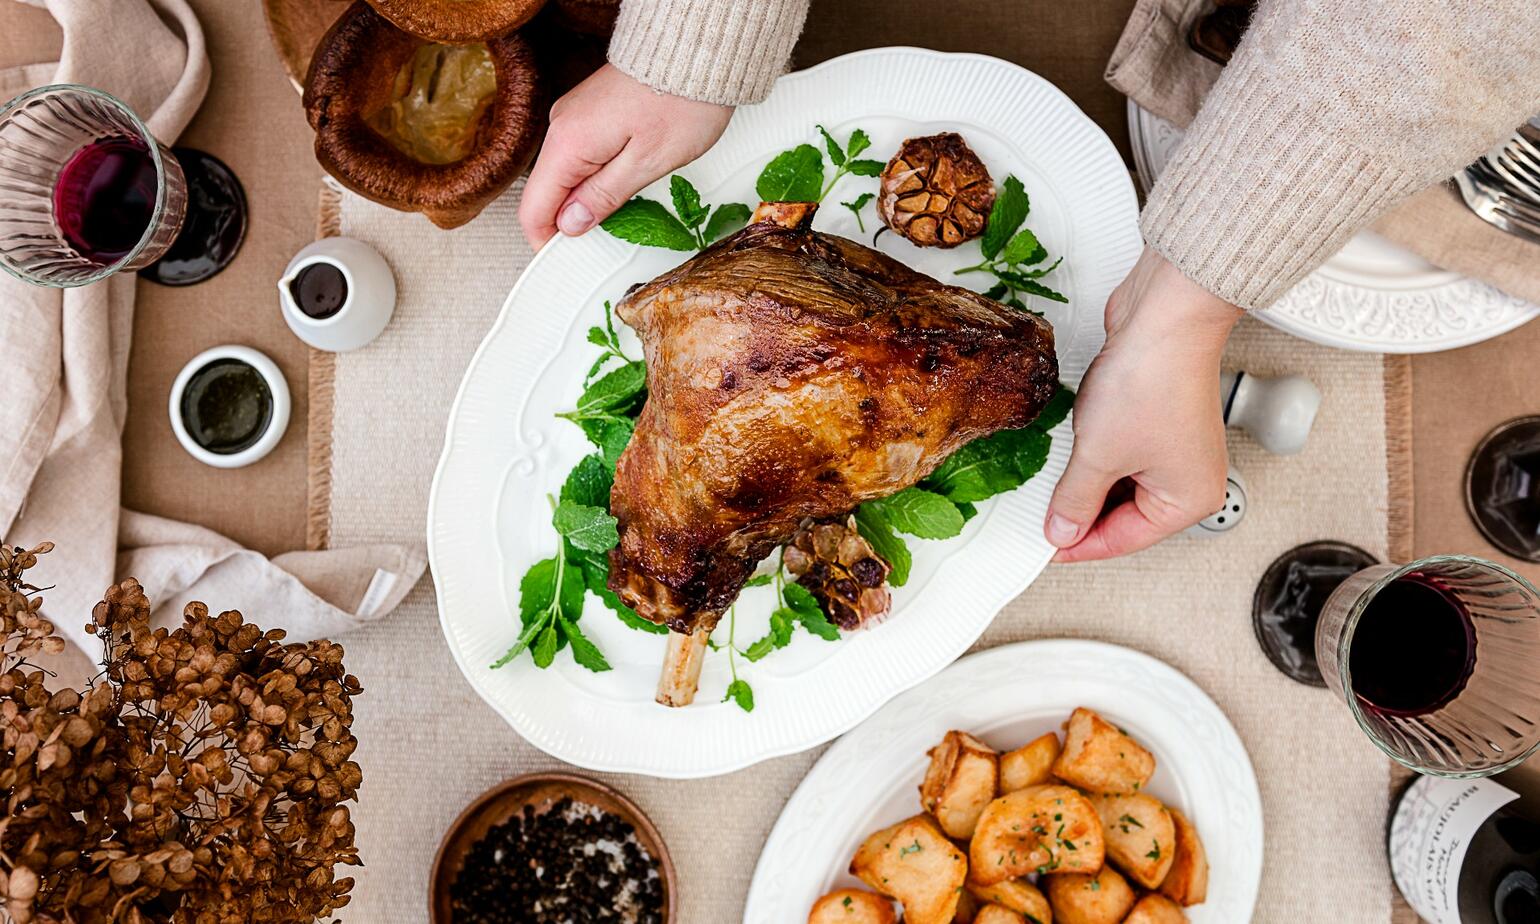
[877,132,996,248]
[783,515,892,630]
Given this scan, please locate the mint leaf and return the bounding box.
[560,454,613,508]
[846,158,884,177]
[669,175,708,229]
[980,175,1029,260]
[983,282,1009,302]
[517,557,558,626]
[556,554,585,623]
[781,583,839,640]
[1009,278,1069,304]
[723,678,755,712]
[757,144,824,202]
[570,415,634,470]
[744,607,795,661]
[586,326,610,350]
[794,600,841,641]
[704,202,752,242]
[558,616,612,672]
[816,124,846,166]
[841,192,875,232]
[923,427,1051,503]
[573,361,645,415]
[553,502,619,553]
[601,198,699,251]
[491,611,548,668]
[1035,385,1075,431]
[854,505,911,587]
[846,129,871,159]
[868,487,965,540]
[531,622,560,668]
[1002,227,1046,265]
[744,573,774,588]
[956,501,978,523]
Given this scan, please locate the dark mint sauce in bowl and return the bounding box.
[178,358,273,454]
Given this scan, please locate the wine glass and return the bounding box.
[0,83,247,288]
[0,84,186,287]
[1315,555,1540,777]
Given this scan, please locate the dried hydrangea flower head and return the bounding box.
[0,545,363,924]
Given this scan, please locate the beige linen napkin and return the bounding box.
[0,0,424,681]
[1106,0,1540,305]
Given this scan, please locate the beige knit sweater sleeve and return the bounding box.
[1143,0,1540,311]
[608,0,810,106]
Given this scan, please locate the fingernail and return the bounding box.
[1046,513,1081,547]
[557,200,594,236]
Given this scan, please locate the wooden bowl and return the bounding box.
[429,772,677,923]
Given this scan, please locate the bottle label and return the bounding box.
[1389,775,1519,923]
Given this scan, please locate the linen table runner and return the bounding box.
[313,178,1401,922]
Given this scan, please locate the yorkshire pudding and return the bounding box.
[364,0,546,42]
[304,2,545,229]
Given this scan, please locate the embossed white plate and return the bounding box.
[744,640,1263,922]
[427,49,1140,778]
[1129,101,1540,353]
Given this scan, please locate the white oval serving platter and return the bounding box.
[427,48,1141,778]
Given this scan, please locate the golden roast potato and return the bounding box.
[920,730,1000,840]
[807,888,897,924]
[999,733,1060,794]
[1125,893,1188,924]
[968,876,1052,923]
[1158,807,1209,906]
[849,814,967,924]
[1052,708,1155,795]
[969,784,1103,885]
[1043,866,1136,924]
[1090,792,1176,888]
[974,903,1028,924]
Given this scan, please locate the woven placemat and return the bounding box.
[307,182,1413,922]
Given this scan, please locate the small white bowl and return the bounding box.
[168,345,291,469]
[278,237,396,352]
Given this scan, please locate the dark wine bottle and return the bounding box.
[1390,776,1540,924]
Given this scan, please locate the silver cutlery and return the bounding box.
[1456,126,1540,246]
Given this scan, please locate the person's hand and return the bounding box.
[518,65,734,250]
[1045,247,1245,563]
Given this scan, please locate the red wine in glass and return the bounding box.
[52,137,159,265]
[1348,572,1477,717]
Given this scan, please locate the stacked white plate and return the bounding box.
[1129,101,1539,352]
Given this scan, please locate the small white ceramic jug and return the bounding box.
[278,237,396,352]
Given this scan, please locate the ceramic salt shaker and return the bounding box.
[1221,370,1321,455]
[278,237,396,352]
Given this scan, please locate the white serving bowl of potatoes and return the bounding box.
[743,640,1262,924]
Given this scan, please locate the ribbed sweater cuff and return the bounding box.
[1141,79,1424,311]
[608,0,809,106]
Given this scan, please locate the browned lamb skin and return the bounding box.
[607,202,1059,638]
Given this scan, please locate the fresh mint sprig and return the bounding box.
[601,174,750,251]
[756,126,884,206]
[492,494,616,672]
[742,553,840,663]
[955,175,1068,312]
[842,192,875,231]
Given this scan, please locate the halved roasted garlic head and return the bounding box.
[878,133,996,248]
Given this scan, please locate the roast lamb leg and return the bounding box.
[610,200,1060,706]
